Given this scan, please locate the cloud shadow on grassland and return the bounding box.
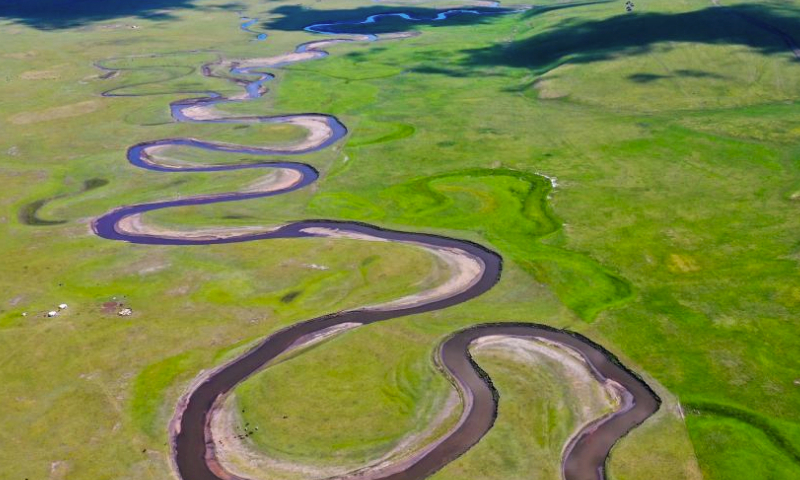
[262,4,508,35]
[0,0,244,30]
[459,5,800,75]
[261,1,611,35]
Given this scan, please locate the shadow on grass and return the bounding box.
[461,5,800,75]
[628,69,727,83]
[262,2,613,36]
[262,4,511,35]
[0,0,244,30]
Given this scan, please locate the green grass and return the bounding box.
[3,0,800,479]
[687,414,800,480]
[131,351,199,438]
[234,325,456,468]
[309,168,632,320]
[685,401,800,464]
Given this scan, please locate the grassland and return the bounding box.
[2,0,800,479]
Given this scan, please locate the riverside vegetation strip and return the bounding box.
[2,1,800,479]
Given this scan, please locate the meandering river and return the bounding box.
[92,8,660,480]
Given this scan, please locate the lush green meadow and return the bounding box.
[2,0,800,479]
